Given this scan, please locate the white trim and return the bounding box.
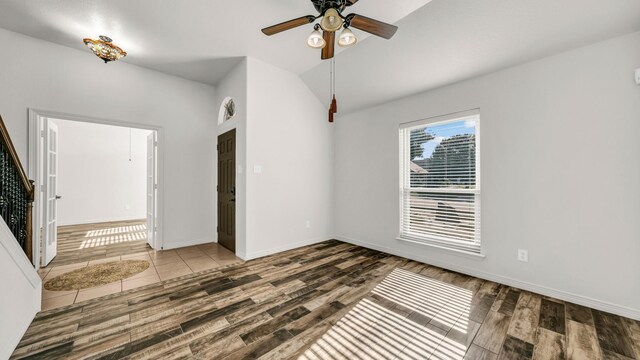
[396,237,486,259]
[240,236,330,261]
[399,109,481,129]
[28,109,166,267]
[0,217,41,288]
[161,237,216,251]
[27,109,41,269]
[0,217,41,360]
[335,235,640,321]
[399,111,481,254]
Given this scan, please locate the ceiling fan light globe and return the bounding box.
[320,8,344,32]
[306,29,326,49]
[338,27,358,47]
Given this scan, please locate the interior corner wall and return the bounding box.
[52,120,151,226]
[334,31,640,319]
[215,58,248,257]
[243,57,333,260]
[0,28,217,250]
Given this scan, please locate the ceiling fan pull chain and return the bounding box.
[328,57,333,123]
[332,58,338,114]
[328,58,338,123]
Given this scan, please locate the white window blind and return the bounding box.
[399,111,481,254]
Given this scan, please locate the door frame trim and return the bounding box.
[27,109,165,269]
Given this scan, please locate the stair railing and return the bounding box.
[0,115,35,263]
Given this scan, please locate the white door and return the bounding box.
[42,120,59,266]
[146,132,157,249]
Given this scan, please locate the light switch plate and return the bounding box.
[253,165,262,174]
[635,68,640,85]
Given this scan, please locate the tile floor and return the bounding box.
[48,219,151,267]
[38,243,243,311]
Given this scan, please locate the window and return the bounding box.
[399,111,481,254]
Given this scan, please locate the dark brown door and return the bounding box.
[217,129,236,252]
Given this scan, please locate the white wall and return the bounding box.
[0,28,217,249]
[334,31,640,319]
[215,59,248,256]
[213,57,333,260]
[53,119,151,226]
[243,57,333,259]
[0,218,41,360]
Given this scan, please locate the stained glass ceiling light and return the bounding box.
[83,35,127,63]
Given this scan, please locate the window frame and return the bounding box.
[398,110,482,256]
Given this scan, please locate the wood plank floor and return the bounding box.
[48,220,151,267]
[13,240,640,359]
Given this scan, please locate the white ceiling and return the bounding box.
[0,0,429,84]
[302,0,640,113]
[0,0,638,113]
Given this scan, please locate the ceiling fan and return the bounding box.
[261,0,398,60]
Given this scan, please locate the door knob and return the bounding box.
[55,195,62,200]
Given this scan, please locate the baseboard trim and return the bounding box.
[162,237,216,250]
[242,236,330,261]
[335,235,640,321]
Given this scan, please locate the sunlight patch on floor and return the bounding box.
[85,224,146,237]
[300,268,473,360]
[79,225,147,249]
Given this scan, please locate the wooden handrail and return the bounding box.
[0,115,34,196]
[0,114,35,263]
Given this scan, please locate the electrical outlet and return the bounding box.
[517,249,529,262]
[305,220,311,228]
[636,68,640,85]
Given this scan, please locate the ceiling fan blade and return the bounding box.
[346,0,359,5]
[347,14,398,39]
[261,15,316,36]
[321,31,335,60]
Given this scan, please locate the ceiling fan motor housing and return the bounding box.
[311,0,347,14]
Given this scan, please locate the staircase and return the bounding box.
[0,114,35,262]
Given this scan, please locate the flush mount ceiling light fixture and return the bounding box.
[262,0,398,60]
[83,35,127,63]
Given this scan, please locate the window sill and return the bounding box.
[396,236,486,259]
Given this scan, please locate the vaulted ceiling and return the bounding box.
[0,0,639,113]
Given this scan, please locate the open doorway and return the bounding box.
[42,119,155,267]
[28,111,162,269]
